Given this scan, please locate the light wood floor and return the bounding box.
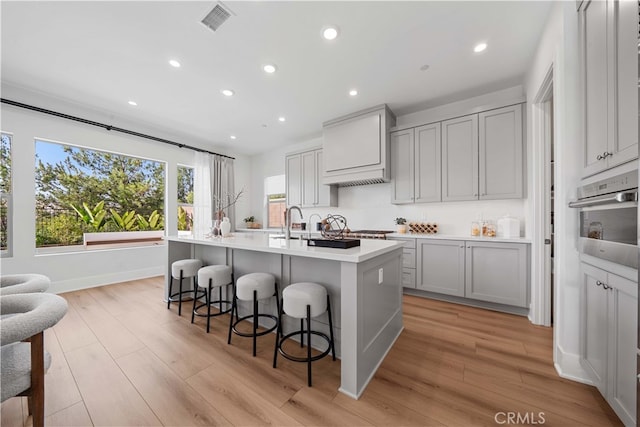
[1,276,622,426]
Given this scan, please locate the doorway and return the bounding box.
[532,67,555,327]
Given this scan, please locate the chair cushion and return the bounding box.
[283,282,327,319]
[0,274,50,296]
[171,259,203,279]
[1,294,68,346]
[0,342,51,402]
[236,273,275,301]
[198,265,232,288]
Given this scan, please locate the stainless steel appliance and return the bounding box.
[569,170,638,269]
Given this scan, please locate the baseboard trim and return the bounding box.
[554,344,592,385]
[50,266,164,294]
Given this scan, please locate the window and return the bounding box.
[35,140,165,248]
[265,175,285,228]
[177,166,194,234]
[1,133,12,256]
[268,194,286,228]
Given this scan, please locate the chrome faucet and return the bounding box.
[285,206,303,240]
[307,213,323,240]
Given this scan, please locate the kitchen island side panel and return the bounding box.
[340,247,404,399]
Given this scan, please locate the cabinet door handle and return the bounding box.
[596,154,603,160]
[596,280,603,287]
[602,151,612,158]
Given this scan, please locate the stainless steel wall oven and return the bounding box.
[569,170,638,269]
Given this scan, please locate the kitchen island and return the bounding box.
[166,233,404,399]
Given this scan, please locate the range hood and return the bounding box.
[322,104,396,186]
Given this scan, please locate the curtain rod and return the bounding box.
[0,98,235,160]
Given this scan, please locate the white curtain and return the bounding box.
[212,155,236,231]
[193,152,236,236]
[193,152,213,237]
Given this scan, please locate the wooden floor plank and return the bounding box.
[282,386,373,426]
[44,402,93,427]
[65,291,146,359]
[52,300,98,353]
[64,342,162,426]
[43,329,83,417]
[0,277,622,426]
[116,348,232,426]
[186,365,302,426]
[1,397,25,427]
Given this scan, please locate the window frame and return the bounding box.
[1,132,13,258]
[34,138,167,253]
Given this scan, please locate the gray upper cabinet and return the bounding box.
[390,123,441,204]
[390,129,414,204]
[479,104,523,199]
[286,154,302,207]
[579,0,638,177]
[465,241,528,307]
[442,115,479,201]
[415,123,442,203]
[286,148,337,208]
[417,239,465,296]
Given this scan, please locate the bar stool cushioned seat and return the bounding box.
[191,265,233,333]
[273,282,335,387]
[0,274,50,296]
[228,272,279,357]
[167,259,203,316]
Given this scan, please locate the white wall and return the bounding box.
[249,88,527,236]
[1,84,250,293]
[523,2,586,382]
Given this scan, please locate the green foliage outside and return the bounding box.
[1,134,12,251]
[35,141,166,247]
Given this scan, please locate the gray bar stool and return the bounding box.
[228,272,280,357]
[0,274,50,296]
[191,265,233,333]
[273,282,335,387]
[167,259,203,316]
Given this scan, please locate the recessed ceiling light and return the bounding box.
[278,116,286,122]
[474,43,487,53]
[128,100,137,106]
[322,26,339,40]
[349,89,358,96]
[230,135,237,140]
[263,64,277,73]
[420,64,430,71]
[221,89,235,97]
[169,59,181,68]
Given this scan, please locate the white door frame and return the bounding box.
[531,66,555,327]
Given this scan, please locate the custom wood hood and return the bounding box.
[322,104,396,186]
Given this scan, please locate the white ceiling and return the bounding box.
[1,1,552,156]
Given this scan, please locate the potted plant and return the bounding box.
[243,216,256,229]
[395,217,408,234]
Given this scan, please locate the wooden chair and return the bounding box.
[1,293,68,427]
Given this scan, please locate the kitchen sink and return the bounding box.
[270,235,303,240]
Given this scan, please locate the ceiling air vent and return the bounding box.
[201,2,233,32]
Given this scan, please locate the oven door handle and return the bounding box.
[568,191,637,208]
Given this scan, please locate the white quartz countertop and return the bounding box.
[387,233,531,244]
[167,233,404,263]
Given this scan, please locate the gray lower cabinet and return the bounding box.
[416,240,465,296]
[580,262,637,426]
[395,238,416,288]
[412,239,529,308]
[465,241,528,307]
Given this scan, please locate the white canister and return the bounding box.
[497,215,520,238]
[220,217,232,236]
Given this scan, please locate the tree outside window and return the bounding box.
[35,140,165,248]
[177,166,194,233]
[1,133,12,255]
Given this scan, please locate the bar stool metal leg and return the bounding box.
[252,289,258,357]
[178,271,184,316]
[327,295,336,360]
[306,305,312,386]
[167,276,173,310]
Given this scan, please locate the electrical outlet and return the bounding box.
[378,268,383,284]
